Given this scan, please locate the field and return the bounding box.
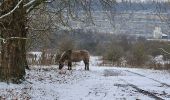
[0,57,170,100]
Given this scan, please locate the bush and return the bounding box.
[103,44,124,66]
[127,42,148,66]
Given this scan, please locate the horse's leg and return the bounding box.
[85,59,90,70]
[70,62,72,70]
[68,61,72,70]
[85,62,89,70]
[84,60,89,70]
[83,60,86,70]
[68,62,70,70]
[87,62,89,70]
[85,64,87,70]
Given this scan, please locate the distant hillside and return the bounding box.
[48,1,170,13]
[91,1,170,13]
[47,1,170,38]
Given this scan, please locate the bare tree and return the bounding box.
[0,0,28,83]
[0,0,63,83]
[0,0,116,83]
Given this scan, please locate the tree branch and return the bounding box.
[159,48,170,55]
[24,0,54,13]
[0,0,23,19]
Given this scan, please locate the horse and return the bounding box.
[58,50,90,70]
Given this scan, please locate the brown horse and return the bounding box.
[59,50,90,70]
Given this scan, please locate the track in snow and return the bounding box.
[117,80,164,100]
[124,70,170,87]
[120,69,170,99]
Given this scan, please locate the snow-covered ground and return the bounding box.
[0,57,170,100]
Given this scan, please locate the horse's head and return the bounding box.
[59,60,64,70]
[58,50,72,70]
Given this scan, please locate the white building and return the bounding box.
[153,26,162,39]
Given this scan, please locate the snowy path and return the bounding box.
[57,66,169,100]
[0,57,170,100]
[56,67,154,100]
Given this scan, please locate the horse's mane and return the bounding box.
[60,51,66,58]
[59,50,72,62]
[59,51,66,62]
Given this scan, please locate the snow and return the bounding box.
[27,51,42,60]
[0,56,170,100]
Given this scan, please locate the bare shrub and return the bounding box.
[58,35,76,53]
[103,43,124,66]
[39,49,56,65]
[127,42,149,67]
[164,63,170,70]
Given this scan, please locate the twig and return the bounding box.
[159,48,170,55]
[0,0,23,19]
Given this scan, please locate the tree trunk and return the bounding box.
[0,0,27,83]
